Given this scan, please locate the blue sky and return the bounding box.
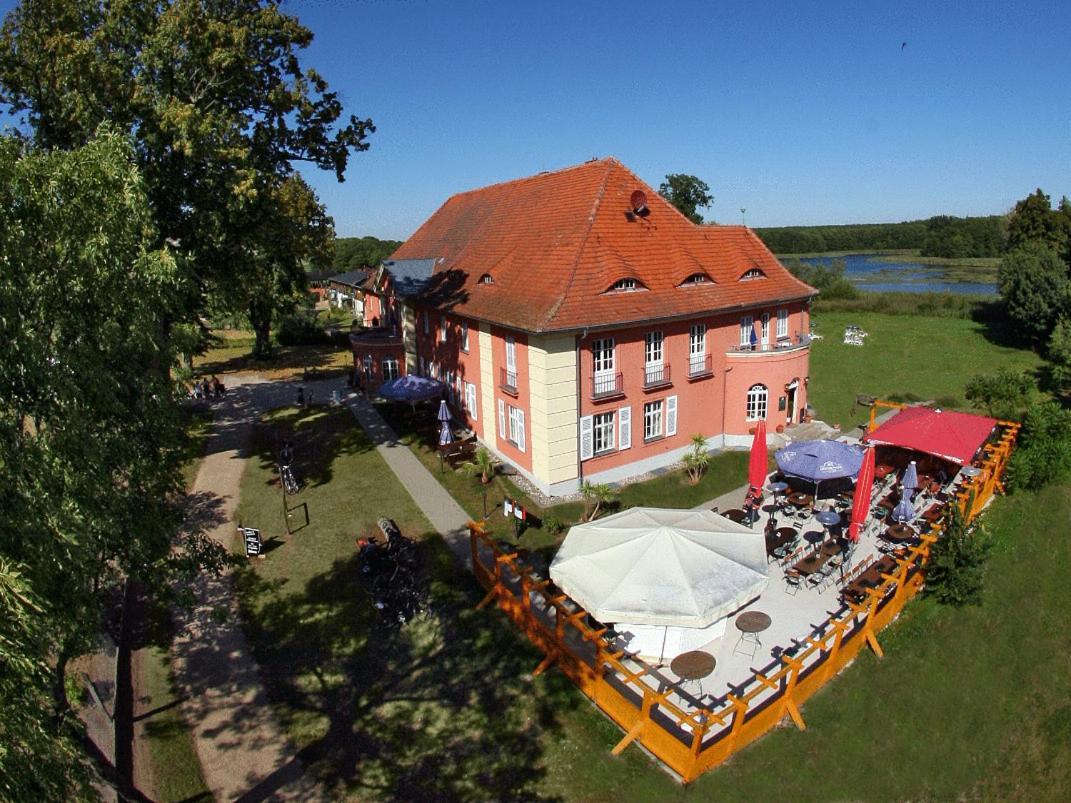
[3,0,1070,238]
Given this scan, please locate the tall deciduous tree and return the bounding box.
[0,0,373,338]
[1006,188,1071,258]
[658,173,713,224]
[997,241,1070,344]
[0,131,228,792]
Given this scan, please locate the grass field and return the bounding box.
[231,311,1069,799]
[140,647,210,801]
[808,311,1043,429]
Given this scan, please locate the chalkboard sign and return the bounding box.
[241,527,262,557]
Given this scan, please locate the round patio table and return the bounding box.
[723,508,748,524]
[767,481,789,507]
[670,650,716,681]
[961,466,982,478]
[815,510,841,527]
[775,526,798,540]
[734,611,772,658]
[804,530,825,546]
[886,523,916,542]
[787,492,813,508]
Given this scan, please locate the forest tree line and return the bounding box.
[754,214,1006,258]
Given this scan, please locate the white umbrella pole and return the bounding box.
[659,626,669,665]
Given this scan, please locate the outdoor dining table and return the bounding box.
[670,650,716,680]
[767,481,790,508]
[766,527,796,554]
[844,555,900,601]
[921,505,945,525]
[723,508,748,524]
[820,540,844,558]
[875,463,896,480]
[885,523,917,542]
[793,550,831,576]
[787,492,813,508]
[733,610,772,657]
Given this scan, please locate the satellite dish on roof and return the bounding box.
[630,190,650,217]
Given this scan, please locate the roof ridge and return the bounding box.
[537,158,616,331]
[444,157,619,203]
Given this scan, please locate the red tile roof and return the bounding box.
[391,158,816,333]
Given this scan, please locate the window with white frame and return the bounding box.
[746,384,768,421]
[592,337,614,374]
[382,357,400,382]
[777,308,789,339]
[505,335,517,388]
[464,382,477,420]
[689,323,707,373]
[593,411,615,454]
[508,405,525,452]
[644,331,664,384]
[761,312,770,346]
[460,321,469,352]
[440,316,447,343]
[740,315,754,347]
[643,400,664,441]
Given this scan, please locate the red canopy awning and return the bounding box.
[863,406,997,466]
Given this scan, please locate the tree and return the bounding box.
[0,0,373,346]
[1005,401,1071,492]
[1006,188,1071,257]
[580,481,615,521]
[460,447,496,485]
[964,368,1037,421]
[925,502,989,607]
[997,241,1071,344]
[1048,316,1071,393]
[682,434,710,484]
[333,236,402,270]
[0,558,94,800]
[658,173,713,224]
[226,175,334,357]
[0,132,229,788]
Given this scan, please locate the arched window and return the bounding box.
[746,384,768,421]
[680,272,712,286]
[740,268,766,281]
[479,273,494,285]
[606,277,645,293]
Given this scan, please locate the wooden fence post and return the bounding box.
[781,657,807,730]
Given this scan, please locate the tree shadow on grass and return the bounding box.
[236,535,574,801]
[246,406,375,492]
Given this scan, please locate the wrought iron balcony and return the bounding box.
[687,354,713,378]
[591,372,624,401]
[643,363,671,389]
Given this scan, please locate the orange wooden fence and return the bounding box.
[469,409,1018,783]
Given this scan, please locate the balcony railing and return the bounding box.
[728,334,811,355]
[500,367,518,396]
[643,363,671,389]
[688,354,713,378]
[591,372,624,400]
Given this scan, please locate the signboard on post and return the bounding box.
[241,527,262,558]
[503,499,514,518]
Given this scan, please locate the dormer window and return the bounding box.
[607,278,645,293]
[740,268,766,281]
[680,272,712,286]
[479,273,494,285]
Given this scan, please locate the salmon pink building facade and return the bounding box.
[359,158,816,497]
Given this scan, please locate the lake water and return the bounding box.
[790,253,997,296]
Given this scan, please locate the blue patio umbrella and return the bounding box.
[891,498,915,523]
[902,461,919,495]
[774,439,865,494]
[379,375,445,404]
[437,400,453,447]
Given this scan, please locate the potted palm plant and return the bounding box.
[460,447,496,484]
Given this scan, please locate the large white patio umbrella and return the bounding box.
[550,507,769,661]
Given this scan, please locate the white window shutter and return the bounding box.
[666,395,678,436]
[498,399,506,438]
[517,411,526,453]
[580,415,594,461]
[618,406,632,450]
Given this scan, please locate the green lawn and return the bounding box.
[232,312,1069,799]
[374,400,754,557]
[808,311,1043,429]
[140,647,210,801]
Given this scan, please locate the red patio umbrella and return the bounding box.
[848,445,876,542]
[748,419,768,493]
